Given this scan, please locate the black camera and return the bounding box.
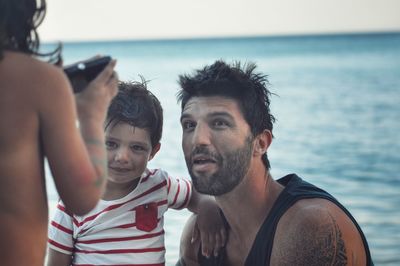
[63,56,112,93]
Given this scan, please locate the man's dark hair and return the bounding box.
[177,60,275,169]
[106,80,163,148]
[0,0,61,62]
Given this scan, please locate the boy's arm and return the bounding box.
[186,189,226,258]
[166,175,226,258]
[186,186,216,213]
[46,249,72,266]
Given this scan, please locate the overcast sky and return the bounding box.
[39,0,400,42]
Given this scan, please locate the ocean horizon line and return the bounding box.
[42,30,400,46]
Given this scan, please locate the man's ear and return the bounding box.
[149,143,161,161]
[253,130,272,156]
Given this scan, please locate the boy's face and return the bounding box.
[105,122,158,185]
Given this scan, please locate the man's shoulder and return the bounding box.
[176,214,201,265]
[278,197,359,237]
[279,198,340,230]
[271,198,366,265]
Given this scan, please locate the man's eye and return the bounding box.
[213,120,228,127]
[182,121,195,130]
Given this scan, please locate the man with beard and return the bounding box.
[176,60,373,266]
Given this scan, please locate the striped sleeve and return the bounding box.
[167,176,192,210]
[48,201,75,255]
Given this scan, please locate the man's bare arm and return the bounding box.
[178,214,201,266]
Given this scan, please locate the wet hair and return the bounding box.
[106,79,163,148]
[177,60,275,169]
[0,0,61,62]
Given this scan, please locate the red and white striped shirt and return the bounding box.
[48,168,192,266]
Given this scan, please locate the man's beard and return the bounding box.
[186,135,253,196]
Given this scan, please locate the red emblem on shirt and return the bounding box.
[136,202,158,232]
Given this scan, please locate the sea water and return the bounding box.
[43,33,400,265]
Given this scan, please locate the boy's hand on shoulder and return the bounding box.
[192,198,227,259]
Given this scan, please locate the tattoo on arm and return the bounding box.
[277,212,348,266]
[325,213,347,265]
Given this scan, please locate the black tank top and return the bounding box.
[197,174,374,266]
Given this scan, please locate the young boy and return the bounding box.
[47,80,226,266]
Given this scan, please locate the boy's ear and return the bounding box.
[253,130,272,157]
[149,143,161,161]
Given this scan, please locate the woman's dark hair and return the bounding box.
[0,0,61,62]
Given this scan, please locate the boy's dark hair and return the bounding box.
[177,60,275,169]
[106,80,163,148]
[0,0,61,62]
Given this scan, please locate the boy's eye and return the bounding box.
[131,145,145,152]
[105,140,117,149]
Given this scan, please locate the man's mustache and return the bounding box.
[190,146,220,163]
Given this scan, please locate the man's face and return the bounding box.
[180,96,254,196]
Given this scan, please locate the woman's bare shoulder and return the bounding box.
[2,51,66,82]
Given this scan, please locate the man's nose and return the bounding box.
[192,123,211,146]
